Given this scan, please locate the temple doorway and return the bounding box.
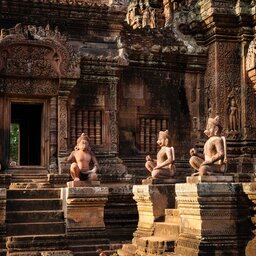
[10,103,43,166]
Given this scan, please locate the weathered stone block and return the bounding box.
[132,184,176,242]
[174,182,252,255]
[62,187,108,230]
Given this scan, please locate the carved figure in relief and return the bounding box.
[142,7,151,28]
[163,0,173,27]
[145,130,176,178]
[189,116,227,176]
[228,98,238,132]
[67,133,98,181]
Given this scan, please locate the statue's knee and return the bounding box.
[151,169,160,178]
[189,156,197,166]
[199,165,208,175]
[145,161,154,171]
[90,173,98,181]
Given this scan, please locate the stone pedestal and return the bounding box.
[0,188,6,256]
[62,187,108,231]
[174,182,252,256]
[61,187,110,254]
[66,180,100,188]
[186,175,233,184]
[118,184,176,255]
[132,184,176,243]
[242,182,256,256]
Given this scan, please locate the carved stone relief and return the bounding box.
[0,78,58,96]
[216,42,241,137]
[0,24,80,79]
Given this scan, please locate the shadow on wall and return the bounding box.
[119,130,139,156]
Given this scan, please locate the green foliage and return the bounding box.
[10,123,19,163]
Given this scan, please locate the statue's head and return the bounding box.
[157,130,171,147]
[76,133,90,151]
[204,116,222,137]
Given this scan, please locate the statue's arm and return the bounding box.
[90,153,99,173]
[211,138,224,163]
[190,148,204,159]
[154,147,174,169]
[202,138,224,165]
[67,151,76,163]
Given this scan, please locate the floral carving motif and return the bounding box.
[0,24,80,79]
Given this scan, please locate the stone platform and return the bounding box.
[186,175,234,184]
[142,177,183,185]
[66,180,100,187]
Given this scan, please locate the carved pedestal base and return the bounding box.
[61,187,109,254]
[174,183,252,256]
[66,180,100,187]
[186,175,234,184]
[118,184,176,256]
[142,177,179,185]
[242,182,256,256]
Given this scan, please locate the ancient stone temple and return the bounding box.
[0,0,256,255]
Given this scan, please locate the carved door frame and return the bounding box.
[0,24,80,174]
[5,97,49,171]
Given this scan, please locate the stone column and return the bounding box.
[175,182,252,255]
[58,79,77,174]
[108,82,118,154]
[0,188,6,256]
[242,182,256,256]
[49,96,58,173]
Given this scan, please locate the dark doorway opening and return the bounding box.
[11,103,42,166]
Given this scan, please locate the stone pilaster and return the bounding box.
[58,79,77,174]
[49,96,58,174]
[0,188,6,256]
[174,182,252,255]
[242,182,256,256]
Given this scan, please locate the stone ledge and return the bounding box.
[66,180,100,187]
[186,175,234,184]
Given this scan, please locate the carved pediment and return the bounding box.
[0,24,80,79]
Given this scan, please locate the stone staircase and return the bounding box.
[5,174,71,256]
[135,209,180,256]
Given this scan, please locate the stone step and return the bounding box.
[117,244,137,256]
[7,250,73,256]
[6,234,67,251]
[165,209,181,224]
[7,210,64,223]
[7,189,61,199]
[137,236,175,255]
[70,243,110,252]
[9,182,52,189]
[6,222,65,236]
[73,252,98,256]
[153,223,180,240]
[7,199,62,211]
